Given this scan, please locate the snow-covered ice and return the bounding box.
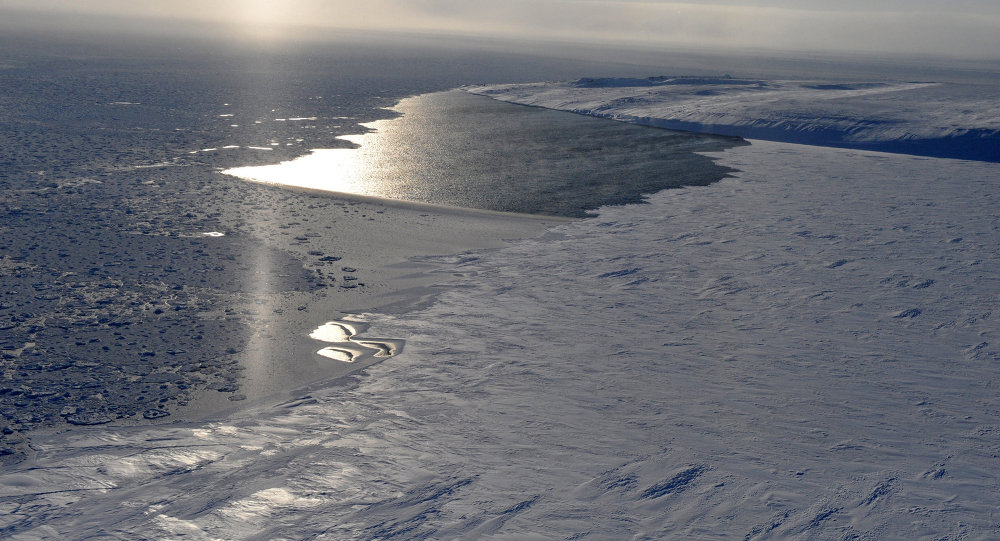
[469,77,1000,161]
[4,137,998,539]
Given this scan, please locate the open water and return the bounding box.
[223,90,743,217]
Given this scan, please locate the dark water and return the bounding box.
[243,90,746,218]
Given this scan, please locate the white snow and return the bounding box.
[5,82,1000,539]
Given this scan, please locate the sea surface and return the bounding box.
[223,90,743,217]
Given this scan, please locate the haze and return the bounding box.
[3,0,999,59]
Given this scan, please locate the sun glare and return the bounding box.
[229,0,292,42]
[222,134,374,194]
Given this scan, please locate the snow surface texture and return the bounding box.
[3,140,998,539]
[468,77,1000,162]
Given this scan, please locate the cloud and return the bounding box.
[4,0,999,58]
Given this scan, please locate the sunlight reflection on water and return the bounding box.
[224,133,376,195]
[222,90,740,217]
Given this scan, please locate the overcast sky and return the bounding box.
[3,0,999,58]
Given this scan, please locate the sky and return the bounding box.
[2,0,999,59]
